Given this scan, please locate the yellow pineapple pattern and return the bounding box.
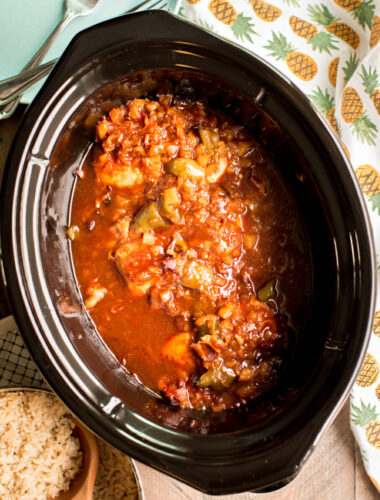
[307,4,360,49]
[374,310,380,338]
[250,0,281,22]
[334,0,361,7]
[328,57,339,86]
[370,15,380,48]
[265,32,317,81]
[355,164,380,214]
[208,0,236,25]
[355,165,380,197]
[333,0,375,30]
[356,353,379,387]
[341,86,378,145]
[289,15,338,53]
[208,0,256,42]
[376,383,380,401]
[341,86,363,123]
[366,420,380,449]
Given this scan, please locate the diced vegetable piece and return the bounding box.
[218,304,234,319]
[220,319,233,330]
[243,233,257,250]
[109,107,124,123]
[206,157,227,183]
[129,99,146,119]
[166,233,188,255]
[181,260,214,291]
[195,323,209,340]
[127,280,152,296]
[257,280,277,302]
[199,128,213,153]
[195,314,220,340]
[67,225,79,241]
[210,129,220,148]
[196,154,210,168]
[160,187,183,224]
[167,158,205,178]
[198,365,236,391]
[239,367,255,381]
[199,128,219,152]
[97,165,144,188]
[96,119,109,140]
[238,141,251,156]
[163,187,180,207]
[162,332,195,371]
[132,202,168,233]
[142,231,155,245]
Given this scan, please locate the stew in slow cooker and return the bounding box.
[70,96,309,412]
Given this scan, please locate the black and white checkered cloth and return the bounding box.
[0,316,49,390]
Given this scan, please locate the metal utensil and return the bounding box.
[0,61,56,106]
[0,0,99,119]
[0,0,170,118]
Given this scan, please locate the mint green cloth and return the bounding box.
[0,0,180,103]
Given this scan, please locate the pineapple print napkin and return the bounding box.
[179,0,380,492]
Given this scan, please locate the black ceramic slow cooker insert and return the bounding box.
[0,11,375,494]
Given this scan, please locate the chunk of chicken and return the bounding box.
[84,281,107,309]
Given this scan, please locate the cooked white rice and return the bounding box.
[0,391,82,500]
[94,438,139,499]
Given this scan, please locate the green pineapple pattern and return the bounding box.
[230,13,257,42]
[370,192,380,214]
[352,112,378,145]
[289,14,338,54]
[351,400,379,426]
[264,32,318,81]
[197,18,215,31]
[342,52,360,84]
[351,400,380,450]
[309,87,340,134]
[207,0,257,43]
[282,0,301,6]
[341,0,376,30]
[360,64,380,115]
[308,31,338,54]
[307,4,361,49]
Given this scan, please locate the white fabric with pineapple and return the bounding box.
[179,0,380,491]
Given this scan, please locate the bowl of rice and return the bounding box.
[0,389,142,499]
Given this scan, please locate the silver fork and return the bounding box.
[0,0,170,119]
[0,0,99,120]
